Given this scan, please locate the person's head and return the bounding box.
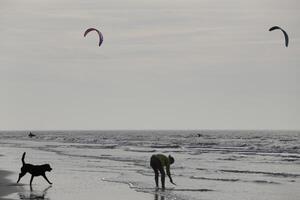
[168,155,175,165]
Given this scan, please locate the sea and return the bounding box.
[0,130,299,200]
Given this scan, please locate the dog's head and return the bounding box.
[44,164,52,172]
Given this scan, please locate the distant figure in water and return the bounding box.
[150,154,175,189]
[28,132,36,138]
[197,134,202,137]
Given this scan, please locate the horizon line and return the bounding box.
[0,129,299,132]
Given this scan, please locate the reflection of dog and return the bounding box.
[19,185,52,200]
[17,152,53,186]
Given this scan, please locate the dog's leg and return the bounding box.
[17,172,26,183]
[42,174,52,185]
[30,175,34,186]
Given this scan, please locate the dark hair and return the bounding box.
[168,155,175,164]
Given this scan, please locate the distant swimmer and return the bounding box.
[150,154,176,189]
[28,132,36,138]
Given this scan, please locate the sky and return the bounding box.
[0,0,300,130]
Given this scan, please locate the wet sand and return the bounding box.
[0,170,24,200]
[0,144,154,200]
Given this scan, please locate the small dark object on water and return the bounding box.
[28,132,36,138]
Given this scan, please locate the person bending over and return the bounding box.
[150,154,175,189]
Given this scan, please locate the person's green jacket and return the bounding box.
[155,154,171,176]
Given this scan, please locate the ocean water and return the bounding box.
[0,130,299,200]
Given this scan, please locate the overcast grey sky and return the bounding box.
[0,0,299,130]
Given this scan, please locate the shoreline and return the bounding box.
[0,143,154,200]
[1,133,299,200]
[0,170,23,200]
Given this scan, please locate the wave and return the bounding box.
[150,144,182,149]
[1,130,299,154]
[131,186,212,192]
[217,155,246,161]
[195,167,300,179]
[252,180,280,184]
[124,147,156,153]
[102,177,213,200]
[196,168,209,171]
[163,188,213,192]
[220,169,300,178]
[190,176,239,182]
[190,176,280,184]
[69,144,118,149]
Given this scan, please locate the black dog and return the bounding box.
[17,152,53,186]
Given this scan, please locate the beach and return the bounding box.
[0,138,153,200]
[1,0,300,199]
[0,130,299,200]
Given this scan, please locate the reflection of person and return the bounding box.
[150,154,175,189]
[154,193,165,200]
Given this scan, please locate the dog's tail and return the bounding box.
[21,152,26,165]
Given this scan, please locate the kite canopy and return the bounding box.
[269,26,289,47]
[84,28,104,47]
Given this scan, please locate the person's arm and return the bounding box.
[166,164,175,185]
